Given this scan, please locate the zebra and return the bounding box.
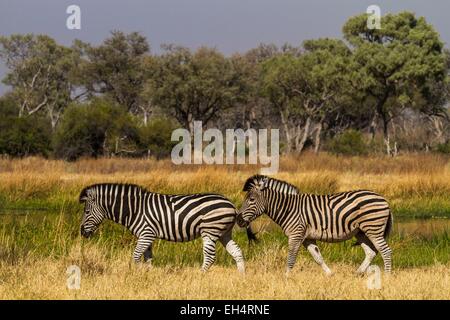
[236,175,393,275]
[79,183,252,273]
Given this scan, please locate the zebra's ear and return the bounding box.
[258,177,269,191]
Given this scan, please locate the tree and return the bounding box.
[231,43,288,130]
[261,39,351,153]
[138,117,178,158]
[147,45,243,133]
[53,98,140,160]
[73,31,150,115]
[0,94,52,157]
[343,12,448,151]
[0,34,76,128]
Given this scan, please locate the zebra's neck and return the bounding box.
[264,190,301,229]
[96,184,150,230]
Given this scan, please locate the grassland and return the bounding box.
[0,153,449,299]
[1,153,450,217]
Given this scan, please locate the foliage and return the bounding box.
[138,117,179,158]
[436,142,450,154]
[0,95,52,157]
[0,11,449,158]
[343,12,448,140]
[146,46,244,132]
[326,130,368,156]
[53,98,140,160]
[72,31,150,113]
[0,34,76,128]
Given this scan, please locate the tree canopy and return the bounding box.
[0,11,449,159]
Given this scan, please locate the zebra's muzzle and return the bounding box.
[80,227,93,238]
[236,214,249,228]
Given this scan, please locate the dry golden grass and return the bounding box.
[0,154,449,300]
[0,245,448,300]
[1,153,449,208]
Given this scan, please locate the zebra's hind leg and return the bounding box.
[200,234,217,272]
[303,239,332,276]
[220,232,245,274]
[355,233,377,274]
[367,235,392,273]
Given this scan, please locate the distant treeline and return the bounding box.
[0,11,449,160]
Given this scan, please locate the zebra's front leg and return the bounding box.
[303,239,332,276]
[201,235,217,272]
[143,244,153,265]
[220,233,245,274]
[133,232,155,263]
[286,229,306,276]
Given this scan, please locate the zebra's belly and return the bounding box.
[306,228,359,243]
[158,230,201,242]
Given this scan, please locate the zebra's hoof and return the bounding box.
[355,270,366,277]
[144,259,153,268]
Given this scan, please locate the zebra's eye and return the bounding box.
[249,197,255,202]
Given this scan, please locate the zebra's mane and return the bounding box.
[243,175,300,195]
[79,183,150,203]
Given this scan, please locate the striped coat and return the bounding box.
[237,175,393,274]
[79,183,246,272]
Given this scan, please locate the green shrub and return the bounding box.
[138,117,178,158]
[53,98,140,160]
[326,129,368,156]
[0,96,52,157]
[436,142,450,154]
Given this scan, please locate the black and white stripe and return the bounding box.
[237,175,393,274]
[79,183,245,272]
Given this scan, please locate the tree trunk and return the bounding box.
[48,106,60,130]
[295,117,311,154]
[376,93,390,148]
[143,111,148,126]
[187,112,194,136]
[369,113,378,140]
[314,122,322,154]
[279,111,292,153]
[384,136,391,156]
[381,113,389,142]
[139,105,151,126]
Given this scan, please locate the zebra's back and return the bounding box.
[302,190,391,242]
[149,193,237,242]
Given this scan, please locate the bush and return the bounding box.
[54,98,140,160]
[326,129,368,156]
[0,96,52,157]
[436,142,450,154]
[138,117,178,158]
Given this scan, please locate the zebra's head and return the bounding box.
[79,185,107,238]
[237,175,269,227]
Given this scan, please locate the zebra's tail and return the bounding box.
[246,224,258,244]
[384,210,393,240]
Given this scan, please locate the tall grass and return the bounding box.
[0,153,449,216]
[0,154,449,299]
[0,210,449,299]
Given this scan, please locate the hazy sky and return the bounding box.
[1,0,450,94]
